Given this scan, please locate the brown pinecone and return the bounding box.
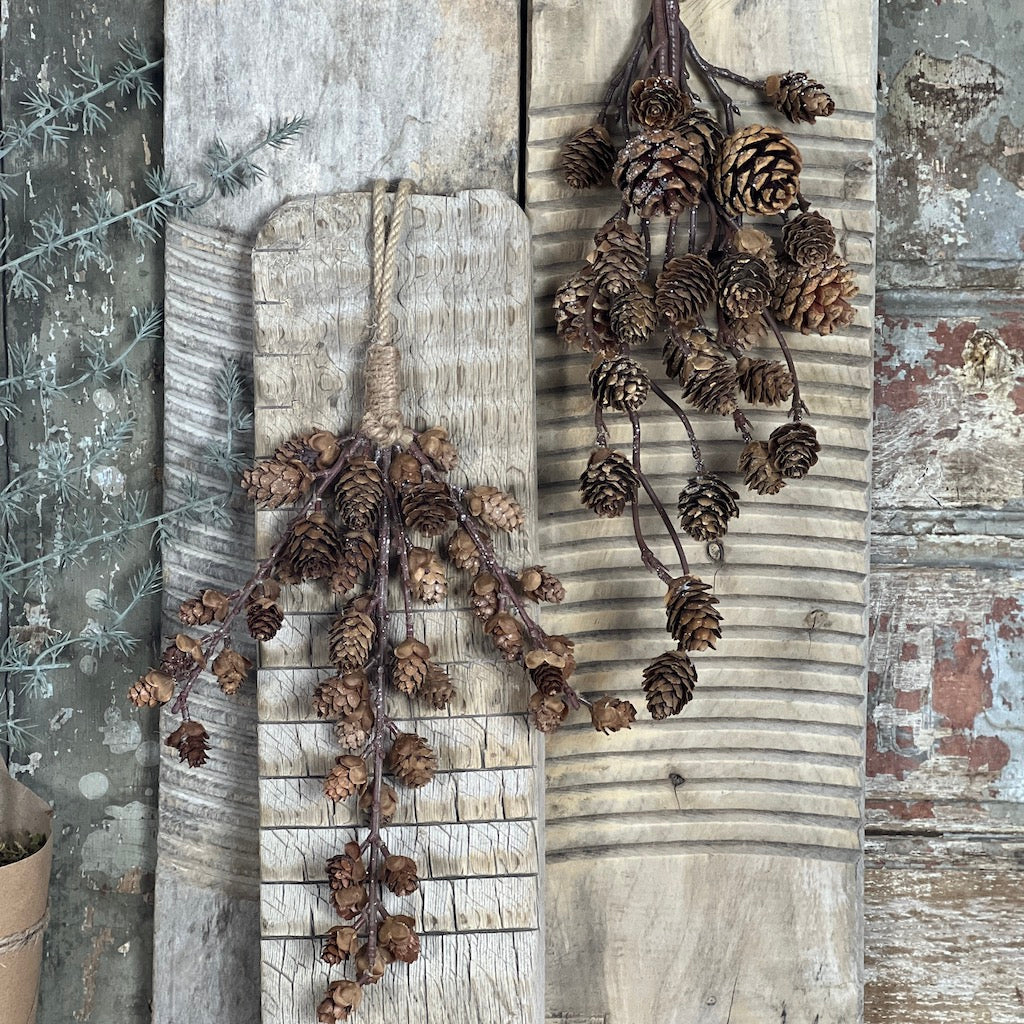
[327,528,376,595]
[321,925,359,965]
[402,481,457,537]
[393,638,431,695]
[277,511,345,583]
[771,254,857,336]
[678,108,726,169]
[165,720,210,768]
[610,283,657,348]
[178,589,230,626]
[447,527,487,575]
[331,884,368,921]
[765,71,835,125]
[681,357,739,415]
[630,74,692,130]
[378,914,421,964]
[525,636,577,678]
[388,451,422,488]
[665,575,722,651]
[281,430,342,471]
[529,661,565,697]
[731,225,780,282]
[466,485,524,532]
[241,453,313,508]
[560,125,617,189]
[590,356,651,412]
[519,566,565,604]
[246,595,284,641]
[662,324,709,380]
[714,124,802,217]
[719,314,767,351]
[469,573,500,621]
[612,129,707,218]
[591,697,637,734]
[313,670,368,719]
[738,440,785,495]
[656,254,716,325]
[782,210,836,268]
[358,780,399,823]
[326,841,366,890]
[128,670,175,708]
[408,547,447,604]
[422,662,455,710]
[484,611,524,660]
[335,702,375,750]
[736,357,794,406]
[328,595,376,673]
[529,691,569,733]
[354,943,393,985]
[213,648,252,695]
[768,421,820,479]
[717,253,773,320]
[324,754,368,802]
[416,426,458,472]
[387,733,438,788]
[553,269,616,353]
[590,219,648,299]
[335,457,383,530]
[579,448,639,518]
[317,980,362,1023]
[383,854,419,896]
[160,633,206,677]
[642,650,698,719]
[677,474,740,541]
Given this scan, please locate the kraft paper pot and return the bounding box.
[0,759,53,1024]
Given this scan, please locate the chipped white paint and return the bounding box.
[78,772,110,800]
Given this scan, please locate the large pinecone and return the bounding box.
[612,129,707,218]
[610,283,657,348]
[590,356,651,412]
[714,125,802,217]
[561,125,617,190]
[677,474,740,541]
[402,481,457,537]
[782,211,836,268]
[768,421,820,479]
[716,253,773,320]
[642,650,698,719]
[764,71,835,125]
[386,733,437,788]
[335,457,383,530]
[241,453,313,508]
[165,720,210,768]
[630,74,691,130]
[330,529,377,596]
[665,575,722,651]
[736,357,794,406]
[680,356,739,415]
[553,270,615,353]
[655,254,716,325]
[277,511,344,583]
[579,448,639,518]
[738,440,785,495]
[772,254,857,336]
[590,219,648,299]
[329,595,376,673]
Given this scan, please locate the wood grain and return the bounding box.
[526,1,876,1020]
[251,190,542,1023]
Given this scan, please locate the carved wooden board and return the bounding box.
[526,1,876,1020]
[251,190,542,1023]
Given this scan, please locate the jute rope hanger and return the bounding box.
[0,906,48,955]
[359,178,415,447]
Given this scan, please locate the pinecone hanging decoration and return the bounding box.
[330,529,378,596]
[771,254,858,336]
[630,74,692,130]
[519,566,566,604]
[447,527,486,575]
[422,662,455,710]
[677,474,740,541]
[590,356,651,412]
[642,650,698,719]
[731,225,781,282]
[317,980,362,1023]
[528,691,569,733]
[736,357,794,406]
[590,697,638,734]
[764,71,835,124]
[324,754,369,801]
[469,572,500,621]
[321,926,360,965]
[665,575,722,651]
[178,588,230,626]
[579,448,639,518]
[313,670,369,720]
[326,842,367,890]
[416,426,459,471]
[655,254,716,325]
[378,915,421,964]
[782,210,837,268]
[466,485,524,532]
[561,125,618,189]
[383,855,420,896]
[246,593,285,641]
[714,124,802,216]
[407,547,447,604]
[768,421,820,479]
[612,129,707,218]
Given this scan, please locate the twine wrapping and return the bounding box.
[0,906,48,956]
[360,179,415,447]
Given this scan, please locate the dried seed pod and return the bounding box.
[321,925,360,965]
[447,526,487,575]
[469,572,500,622]
[590,219,648,299]
[331,883,368,921]
[165,720,210,768]
[714,124,802,217]
[736,356,794,406]
[677,474,740,542]
[771,254,858,336]
[613,128,707,218]
[764,71,835,125]
[161,633,206,677]
[590,356,651,412]
[519,566,566,604]
[178,588,230,626]
[416,426,459,471]
[277,511,345,583]
[358,781,399,823]
[407,547,447,604]
[738,440,786,496]
[128,670,175,708]
[656,254,716,325]
[241,453,313,508]
[529,691,569,733]
[422,662,455,710]
[354,942,393,984]
[630,74,692,130]
[386,733,437,788]
[782,210,837,268]
[768,421,820,479]
[591,697,638,734]
[383,854,420,896]
[324,754,368,802]
[328,595,376,673]
[392,638,432,696]
[246,595,285,641]
[716,252,773,320]
[665,575,722,651]
[402,481,457,537]
[317,979,362,1022]
[579,448,639,518]
[466,485,524,532]
[484,611,524,660]
[388,451,422,488]
[312,670,369,719]
[335,457,384,530]
[378,914,421,964]
[553,269,616,353]
[560,125,617,189]
[326,841,366,890]
[642,650,698,719]
[680,358,739,415]
[610,282,657,348]
[212,648,252,695]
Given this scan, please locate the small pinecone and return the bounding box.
[246,595,284,641]
[469,573,500,621]
[771,254,858,336]
[336,702,375,750]
[720,314,767,351]
[178,589,230,626]
[383,854,419,896]
[656,254,716,325]
[765,71,835,125]
[519,566,565,604]
[642,650,698,719]
[354,943,393,985]
[277,511,345,583]
[378,914,421,964]
[466,485,524,532]
[326,841,366,890]
[448,527,487,575]
[665,575,722,651]
[662,324,706,380]
[313,670,368,719]
[529,662,565,697]
[736,357,794,406]
[560,125,617,189]
[329,595,376,673]
[768,421,820,479]
[612,128,707,219]
[408,547,447,604]
[630,74,692,130]
[579,448,639,518]
[422,662,455,710]
[677,474,740,541]
[324,754,368,801]
[525,636,576,678]
[590,219,648,299]
[553,270,615,353]
[165,720,210,768]
[714,124,802,217]
[681,357,739,415]
[610,283,657,348]
[331,884,368,921]
[128,670,174,708]
[590,356,651,412]
[387,733,437,789]
[782,210,836,268]
[213,648,252,695]
[402,481,457,537]
[591,697,637,734]
[716,253,773,320]
[416,426,458,471]
[358,781,398,823]
[335,457,383,530]
[679,108,726,168]
[388,451,422,488]
[484,611,524,661]
[282,430,342,470]
[738,440,785,496]
[241,453,313,508]
[731,225,780,282]
[317,980,362,1023]
[529,691,569,733]
[161,633,206,677]
[329,529,377,596]
[321,926,359,965]
[393,638,431,696]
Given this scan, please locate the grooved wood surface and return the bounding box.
[525,1,876,1020]
[251,190,542,1023]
